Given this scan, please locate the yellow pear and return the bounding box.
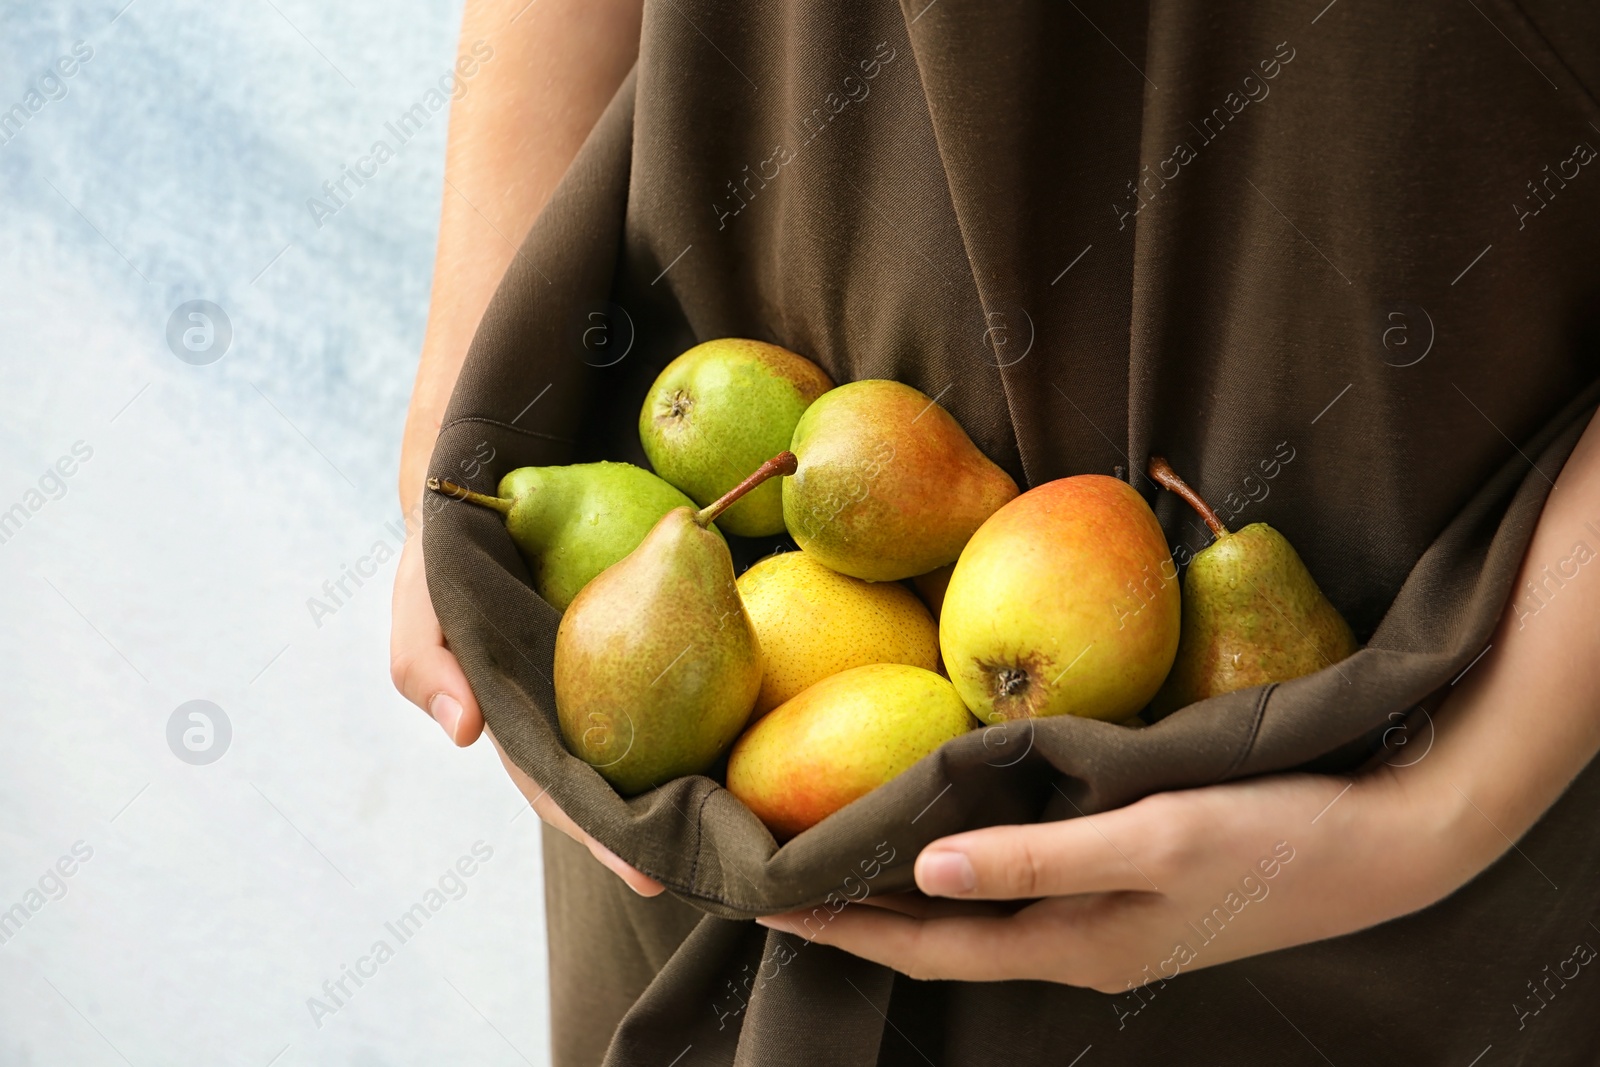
[736,551,938,716]
[727,664,973,840]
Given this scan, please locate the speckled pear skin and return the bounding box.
[1151,523,1358,716]
[782,380,1018,582]
[940,476,1181,724]
[497,462,704,611]
[726,664,974,840]
[639,339,833,537]
[736,550,938,717]
[554,506,761,795]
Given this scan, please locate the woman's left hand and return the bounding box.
[758,765,1491,993]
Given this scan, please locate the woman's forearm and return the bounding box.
[399,0,644,516]
[1409,409,1600,885]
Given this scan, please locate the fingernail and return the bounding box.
[919,850,976,896]
[430,693,464,741]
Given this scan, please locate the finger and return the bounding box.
[757,904,1056,983]
[390,535,485,746]
[916,809,1164,900]
[856,892,1006,921]
[486,727,666,898]
[585,839,668,898]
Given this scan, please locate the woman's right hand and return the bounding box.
[390,530,665,897]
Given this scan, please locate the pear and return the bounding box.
[554,452,796,795]
[726,664,973,840]
[736,550,939,718]
[428,462,701,611]
[940,476,1180,723]
[1147,456,1358,715]
[639,339,833,537]
[783,380,1018,582]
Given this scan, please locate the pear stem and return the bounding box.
[427,477,513,516]
[1146,456,1230,538]
[695,451,798,528]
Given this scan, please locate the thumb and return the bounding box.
[915,817,1156,900]
[390,533,484,746]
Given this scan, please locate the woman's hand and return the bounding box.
[390,531,664,896]
[759,766,1470,992]
[390,530,484,746]
[389,0,654,895]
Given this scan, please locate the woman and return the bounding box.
[393,0,1600,1062]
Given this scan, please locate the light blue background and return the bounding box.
[1,2,553,1063]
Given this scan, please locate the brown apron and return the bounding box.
[424,0,1600,1062]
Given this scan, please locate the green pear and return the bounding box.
[726,663,973,840]
[783,380,1019,582]
[1147,456,1358,715]
[554,452,797,795]
[428,462,703,611]
[639,339,833,537]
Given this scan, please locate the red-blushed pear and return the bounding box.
[554,452,795,796]
[726,663,973,840]
[940,476,1181,723]
[782,380,1018,582]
